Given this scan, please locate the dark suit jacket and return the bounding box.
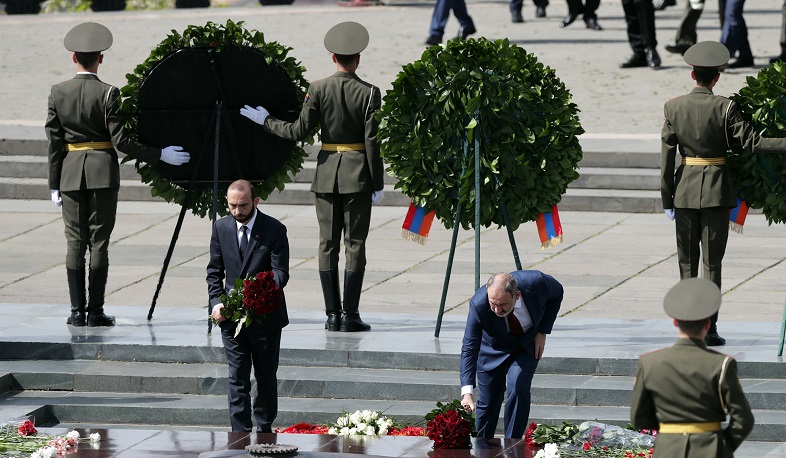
[631,338,754,458]
[206,209,290,332]
[46,74,160,191]
[460,270,563,387]
[264,71,384,194]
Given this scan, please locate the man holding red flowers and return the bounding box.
[207,179,290,432]
[460,271,563,438]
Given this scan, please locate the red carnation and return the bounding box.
[18,419,37,436]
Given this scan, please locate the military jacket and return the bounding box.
[264,71,384,194]
[631,338,754,458]
[661,86,786,209]
[46,74,160,192]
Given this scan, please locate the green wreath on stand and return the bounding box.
[120,20,312,218]
[378,38,583,231]
[729,61,786,224]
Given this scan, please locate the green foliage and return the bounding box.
[120,19,311,219]
[730,61,786,224]
[41,0,91,12]
[531,420,579,444]
[378,38,583,230]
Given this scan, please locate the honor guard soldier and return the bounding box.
[241,22,384,332]
[661,41,786,345]
[631,278,754,457]
[46,22,190,327]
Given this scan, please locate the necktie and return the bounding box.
[239,225,248,258]
[507,311,524,336]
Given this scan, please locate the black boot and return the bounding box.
[66,267,86,326]
[87,267,115,327]
[319,270,342,331]
[705,312,725,346]
[340,270,370,332]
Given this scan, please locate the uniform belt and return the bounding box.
[682,157,725,166]
[658,422,722,434]
[321,143,365,152]
[65,141,114,151]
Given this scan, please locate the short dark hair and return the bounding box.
[676,318,710,337]
[693,67,719,86]
[334,53,359,68]
[74,52,101,68]
[227,179,257,200]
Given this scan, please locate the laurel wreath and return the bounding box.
[119,19,311,218]
[377,38,583,230]
[729,61,786,224]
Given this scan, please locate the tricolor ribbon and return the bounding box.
[536,205,563,250]
[401,202,436,245]
[729,197,749,234]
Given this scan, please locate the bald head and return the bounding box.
[487,273,520,317]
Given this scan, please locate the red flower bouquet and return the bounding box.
[276,422,329,434]
[389,426,426,436]
[425,400,475,449]
[216,271,282,336]
[17,419,36,436]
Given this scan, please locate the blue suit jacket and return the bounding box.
[206,209,290,332]
[460,270,563,387]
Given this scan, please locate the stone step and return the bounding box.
[0,177,661,211]
[3,390,784,442]
[4,360,786,410]
[0,156,659,191]
[4,342,786,379]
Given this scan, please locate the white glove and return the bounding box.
[160,146,190,166]
[371,190,384,205]
[240,105,269,126]
[50,189,62,207]
[664,209,675,221]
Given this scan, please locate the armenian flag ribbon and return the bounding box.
[536,205,563,250]
[401,202,436,245]
[729,197,749,234]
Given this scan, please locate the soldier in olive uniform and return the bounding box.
[661,41,786,346]
[630,278,754,457]
[46,22,190,327]
[240,22,384,333]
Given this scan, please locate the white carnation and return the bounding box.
[89,432,101,442]
[66,430,80,440]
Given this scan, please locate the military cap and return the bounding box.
[324,22,369,55]
[663,278,721,321]
[64,22,113,53]
[683,41,730,68]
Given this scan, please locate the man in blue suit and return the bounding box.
[460,271,563,438]
[207,179,289,432]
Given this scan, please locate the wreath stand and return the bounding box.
[145,49,246,336]
[433,114,524,338]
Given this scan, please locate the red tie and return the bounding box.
[507,312,524,336]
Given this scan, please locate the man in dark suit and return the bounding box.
[661,41,786,346]
[631,278,754,457]
[46,22,190,328]
[207,179,289,432]
[459,271,563,438]
[240,22,384,333]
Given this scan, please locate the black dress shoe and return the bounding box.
[535,5,546,17]
[665,42,692,55]
[584,17,602,30]
[727,57,754,68]
[705,332,726,346]
[511,10,524,23]
[654,0,676,10]
[425,35,441,46]
[457,25,476,39]
[620,52,647,68]
[646,47,661,69]
[559,13,578,27]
